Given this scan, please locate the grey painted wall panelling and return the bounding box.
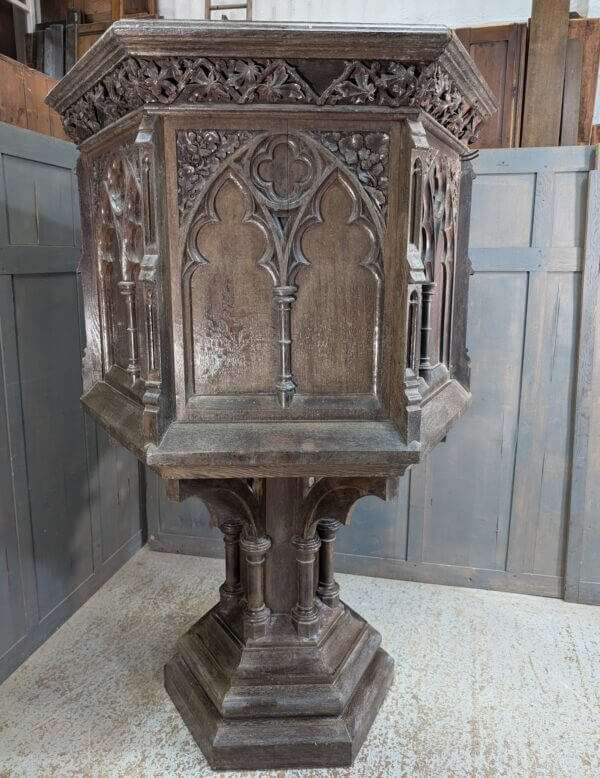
[565,150,600,604]
[0,122,144,682]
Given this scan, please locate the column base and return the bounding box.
[164,601,394,770]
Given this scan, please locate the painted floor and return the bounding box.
[0,547,599,778]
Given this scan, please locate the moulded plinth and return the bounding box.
[164,601,394,770]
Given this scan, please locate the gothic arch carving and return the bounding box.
[182,168,276,396]
[183,167,274,280]
[292,168,382,282]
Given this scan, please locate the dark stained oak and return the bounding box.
[47,20,495,770]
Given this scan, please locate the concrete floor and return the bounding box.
[0,548,599,778]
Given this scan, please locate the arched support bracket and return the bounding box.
[299,476,391,539]
[166,477,262,536]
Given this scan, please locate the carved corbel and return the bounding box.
[166,478,263,537]
[299,476,389,540]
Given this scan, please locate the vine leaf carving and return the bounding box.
[60,56,484,145]
[314,131,389,216]
[177,129,257,221]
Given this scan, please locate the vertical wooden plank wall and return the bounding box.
[455,23,527,149]
[564,151,600,604]
[148,144,600,604]
[521,0,570,147]
[0,55,67,142]
[0,122,143,682]
[568,18,600,145]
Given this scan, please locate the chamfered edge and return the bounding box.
[46,19,497,120]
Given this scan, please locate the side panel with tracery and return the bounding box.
[417,149,460,392]
[92,128,167,444]
[178,129,388,416]
[95,146,144,398]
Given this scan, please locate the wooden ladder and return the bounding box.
[205,0,252,20]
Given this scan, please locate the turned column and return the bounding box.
[316,518,343,608]
[419,282,435,382]
[219,520,243,608]
[240,534,271,639]
[273,285,297,408]
[118,279,140,382]
[291,534,321,638]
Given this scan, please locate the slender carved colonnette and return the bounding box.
[61,56,484,145]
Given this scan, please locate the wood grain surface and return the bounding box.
[521,0,570,147]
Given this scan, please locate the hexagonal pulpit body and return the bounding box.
[48,21,496,770]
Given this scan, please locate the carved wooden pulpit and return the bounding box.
[47,21,495,770]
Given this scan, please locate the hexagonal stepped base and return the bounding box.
[164,602,394,770]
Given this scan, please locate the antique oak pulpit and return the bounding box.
[47,21,495,770]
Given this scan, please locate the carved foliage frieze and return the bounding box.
[179,129,387,406]
[61,56,483,145]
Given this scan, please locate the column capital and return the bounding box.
[291,534,321,555]
[316,518,343,540]
[240,534,272,559]
[221,519,243,538]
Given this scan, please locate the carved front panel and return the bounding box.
[179,128,387,413]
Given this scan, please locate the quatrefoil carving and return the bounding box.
[250,134,318,209]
